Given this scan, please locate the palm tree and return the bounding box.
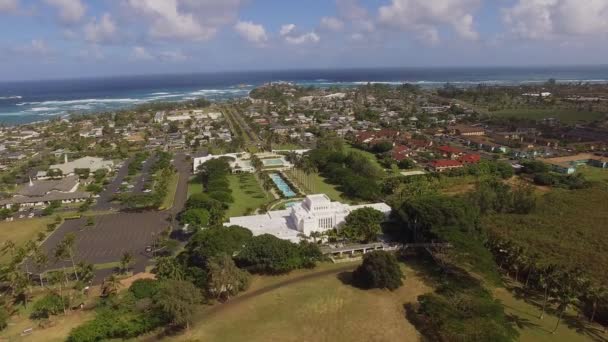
[61,233,80,281]
[120,251,134,274]
[552,269,584,334]
[102,274,122,297]
[47,270,68,314]
[538,266,556,320]
[76,262,95,284]
[33,249,48,287]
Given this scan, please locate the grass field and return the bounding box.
[159,171,179,210]
[490,108,604,123]
[577,165,608,184]
[284,170,347,202]
[0,217,54,263]
[226,173,271,217]
[169,262,432,342]
[494,284,606,342]
[187,177,203,198]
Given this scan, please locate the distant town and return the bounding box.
[1,80,608,341]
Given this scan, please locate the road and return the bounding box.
[93,158,131,211]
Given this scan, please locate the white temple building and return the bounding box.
[226,194,391,242]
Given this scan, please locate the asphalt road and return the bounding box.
[93,158,131,211]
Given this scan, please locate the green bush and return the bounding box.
[352,251,403,290]
[129,279,160,299]
[31,293,65,319]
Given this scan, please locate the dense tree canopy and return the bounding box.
[340,207,385,243]
[352,251,403,290]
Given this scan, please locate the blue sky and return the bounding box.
[1,0,608,81]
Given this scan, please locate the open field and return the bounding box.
[0,309,95,342]
[490,108,604,123]
[0,217,54,263]
[168,262,432,342]
[226,173,271,217]
[284,170,347,202]
[578,165,608,184]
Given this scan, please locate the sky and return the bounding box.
[1,0,608,81]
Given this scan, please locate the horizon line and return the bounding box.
[2,64,608,84]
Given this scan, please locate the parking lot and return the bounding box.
[35,211,170,274]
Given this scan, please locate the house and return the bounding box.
[391,145,411,161]
[540,153,608,174]
[458,154,481,164]
[429,159,463,172]
[436,145,464,159]
[452,124,485,136]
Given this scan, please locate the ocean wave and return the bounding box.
[0,95,22,100]
[17,98,144,106]
[29,107,59,112]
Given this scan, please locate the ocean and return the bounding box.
[2,66,608,125]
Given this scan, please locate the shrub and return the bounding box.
[31,293,65,319]
[129,279,160,299]
[352,251,403,290]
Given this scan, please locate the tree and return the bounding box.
[55,233,79,282]
[101,274,121,297]
[352,251,403,290]
[33,249,49,287]
[76,262,94,284]
[154,256,184,281]
[236,234,321,274]
[182,226,252,268]
[206,254,250,300]
[120,251,134,274]
[154,280,202,330]
[340,207,385,243]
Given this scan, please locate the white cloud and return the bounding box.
[503,0,608,40]
[44,0,86,24]
[84,13,117,44]
[0,0,18,12]
[234,21,268,45]
[320,16,344,31]
[378,0,481,43]
[131,46,154,60]
[13,39,51,56]
[285,32,320,45]
[158,50,189,62]
[279,24,320,45]
[280,24,296,37]
[126,0,245,42]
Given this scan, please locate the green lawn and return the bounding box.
[490,108,604,123]
[168,262,433,342]
[159,171,179,210]
[494,285,605,342]
[577,165,608,183]
[226,173,271,217]
[284,170,347,203]
[187,177,203,198]
[0,217,54,263]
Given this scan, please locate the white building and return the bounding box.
[50,156,114,176]
[226,194,391,242]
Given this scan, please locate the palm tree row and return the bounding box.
[487,238,608,332]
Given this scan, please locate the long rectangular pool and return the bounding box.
[269,173,297,197]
